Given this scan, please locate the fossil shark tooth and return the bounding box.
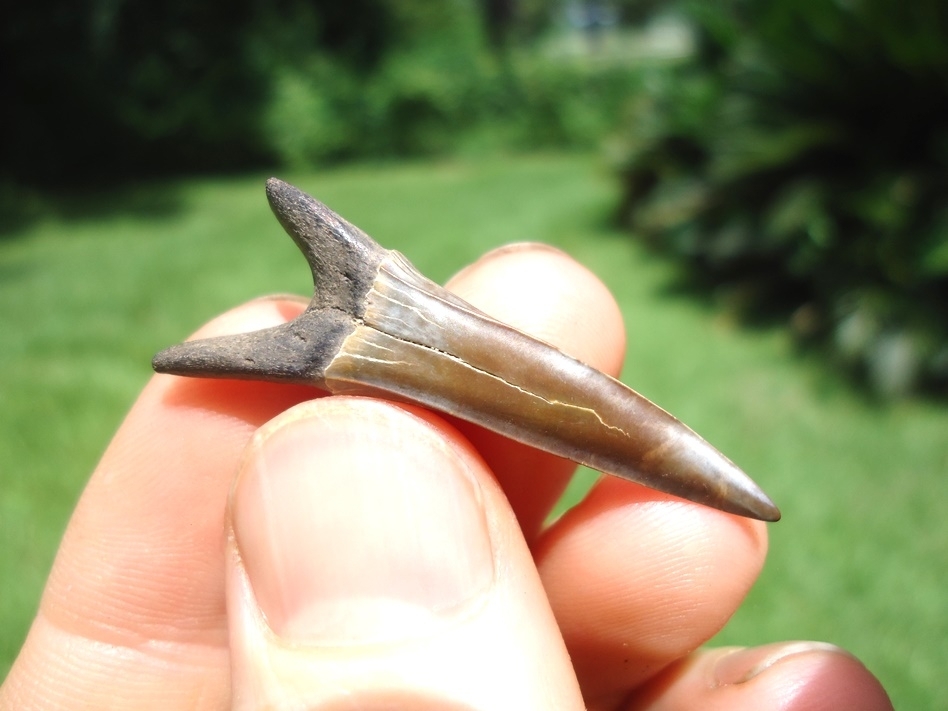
[153,178,780,522]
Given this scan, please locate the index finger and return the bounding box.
[2,297,316,708]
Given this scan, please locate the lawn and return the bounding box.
[1,153,944,708]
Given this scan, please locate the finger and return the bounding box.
[446,244,765,704]
[0,296,312,709]
[537,467,769,703]
[623,642,893,711]
[226,397,585,710]
[445,243,626,539]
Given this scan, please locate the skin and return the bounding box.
[0,244,893,710]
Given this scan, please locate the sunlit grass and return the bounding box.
[1,154,944,707]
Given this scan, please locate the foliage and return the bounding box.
[4,0,293,182]
[1,0,477,181]
[614,0,948,397]
[241,4,649,164]
[3,0,642,187]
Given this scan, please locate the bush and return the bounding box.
[4,0,645,186]
[259,25,645,164]
[614,0,948,397]
[263,58,362,167]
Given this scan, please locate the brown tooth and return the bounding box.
[153,178,780,522]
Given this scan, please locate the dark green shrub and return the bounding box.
[2,0,472,183]
[615,0,948,397]
[4,0,644,187]
[260,1,498,162]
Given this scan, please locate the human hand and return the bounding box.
[0,245,892,710]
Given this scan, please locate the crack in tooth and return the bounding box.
[346,353,412,367]
[360,340,398,355]
[370,287,442,331]
[406,338,633,440]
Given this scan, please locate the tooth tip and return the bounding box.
[651,428,781,522]
[737,494,782,522]
[757,499,781,522]
[720,471,781,522]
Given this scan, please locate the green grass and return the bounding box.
[1,154,945,708]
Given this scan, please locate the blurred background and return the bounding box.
[2,0,946,707]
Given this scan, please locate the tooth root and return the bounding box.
[152,310,356,385]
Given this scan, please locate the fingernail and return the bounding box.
[714,641,857,686]
[232,398,494,644]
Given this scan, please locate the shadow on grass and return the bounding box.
[0,178,191,237]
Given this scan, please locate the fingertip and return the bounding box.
[626,643,893,711]
[537,476,769,698]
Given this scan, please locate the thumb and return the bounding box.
[225,397,584,710]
